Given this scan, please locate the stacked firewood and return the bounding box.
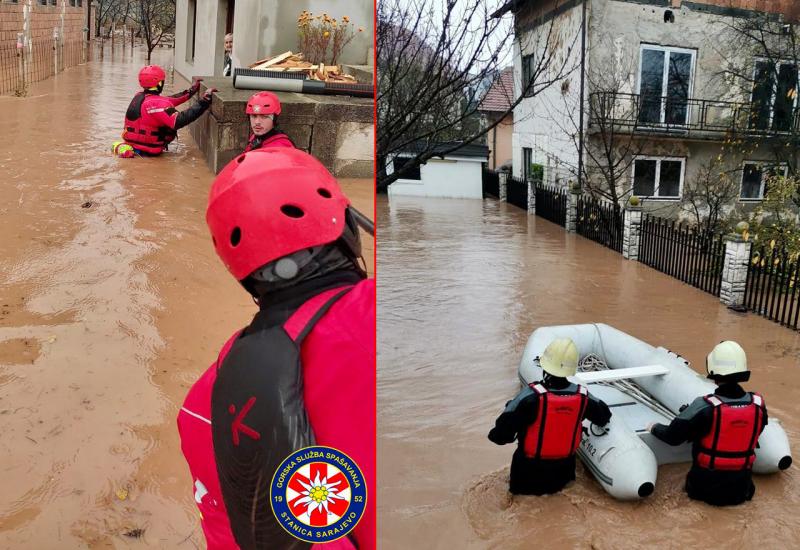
[248,51,356,82]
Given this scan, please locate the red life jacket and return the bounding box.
[696,393,764,471]
[122,92,176,154]
[523,383,588,460]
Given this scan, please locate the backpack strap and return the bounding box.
[283,285,354,345]
[704,395,723,407]
[530,383,547,395]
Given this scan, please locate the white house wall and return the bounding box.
[590,0,746,106]
[513,2,584,185]
[174,0,229,81]
[175,0,372,81]
[389,158,485,199]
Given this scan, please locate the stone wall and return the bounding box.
[190,78,373,178]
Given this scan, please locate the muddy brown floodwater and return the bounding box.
[377,195,800,549]
[0,46,373,548]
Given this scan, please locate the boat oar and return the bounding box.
[350,207,374,235]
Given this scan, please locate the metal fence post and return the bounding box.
[16,32,26,95]
[527,177,536,215]
[622,200,643,261]
[720,225,752,310]
[498,172,508,201]
[53,28,59,76]
[566,183,579,233]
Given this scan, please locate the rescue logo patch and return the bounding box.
[270,446,367,543]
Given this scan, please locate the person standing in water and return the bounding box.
[119,65,215,156]
[649,341,770,506]
[489,338,611,495]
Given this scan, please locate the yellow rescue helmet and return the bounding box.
[706,340,747,377]
[539,338,579,378]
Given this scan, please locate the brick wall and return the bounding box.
[0,0,89,49]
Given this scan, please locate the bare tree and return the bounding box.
[377,0,578,191]
[96,0,130,38]
[680,148,744,238]
[136,0,176,63]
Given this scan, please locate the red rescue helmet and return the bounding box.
[246,91,282,116]
[138,65,166,89]
[207,148,351,280]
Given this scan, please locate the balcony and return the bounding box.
[588,92,800,141]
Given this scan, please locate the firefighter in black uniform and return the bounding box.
[489,338,612,495]
[648,341,770,506]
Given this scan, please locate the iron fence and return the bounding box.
[576,195,623,252]
[482,168,499,198]
[744,246,800,330]
[639,215,725,296]
[506,175,527,211]
[535,182,567,227]
[0,39,88,95]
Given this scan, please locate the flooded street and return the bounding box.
[0,46,372,548]
[377,195,800,549]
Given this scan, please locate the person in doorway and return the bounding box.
[120,65,216,156]
[243,91,294,152]
[489,338,612,495]
[223,33,233,77]
[177,148,375,549]
[648,341,769,506]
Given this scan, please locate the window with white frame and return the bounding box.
[637,45,695,126]
[632,157,685,199]
[750,60,798,132]
[740,162,788,200]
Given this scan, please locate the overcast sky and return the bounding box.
[393,0,516,70]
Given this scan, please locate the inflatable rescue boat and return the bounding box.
[518,323,792,500]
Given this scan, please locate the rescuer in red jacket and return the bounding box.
[242,91,295,152]
[177,148,375,549]
[121,65,216,155]
[489,338,611,495]
[649,341,770,506]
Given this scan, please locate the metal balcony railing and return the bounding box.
[589,92,800,139]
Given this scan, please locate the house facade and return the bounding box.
[479,67,515,170]
[502,0,800,220]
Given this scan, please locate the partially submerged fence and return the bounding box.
[576,194,623,252]
[744,246,800,330]
[0,38,88,95]
[639,216,725,297]
[507,175,528,211]
[534,183,567,227]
